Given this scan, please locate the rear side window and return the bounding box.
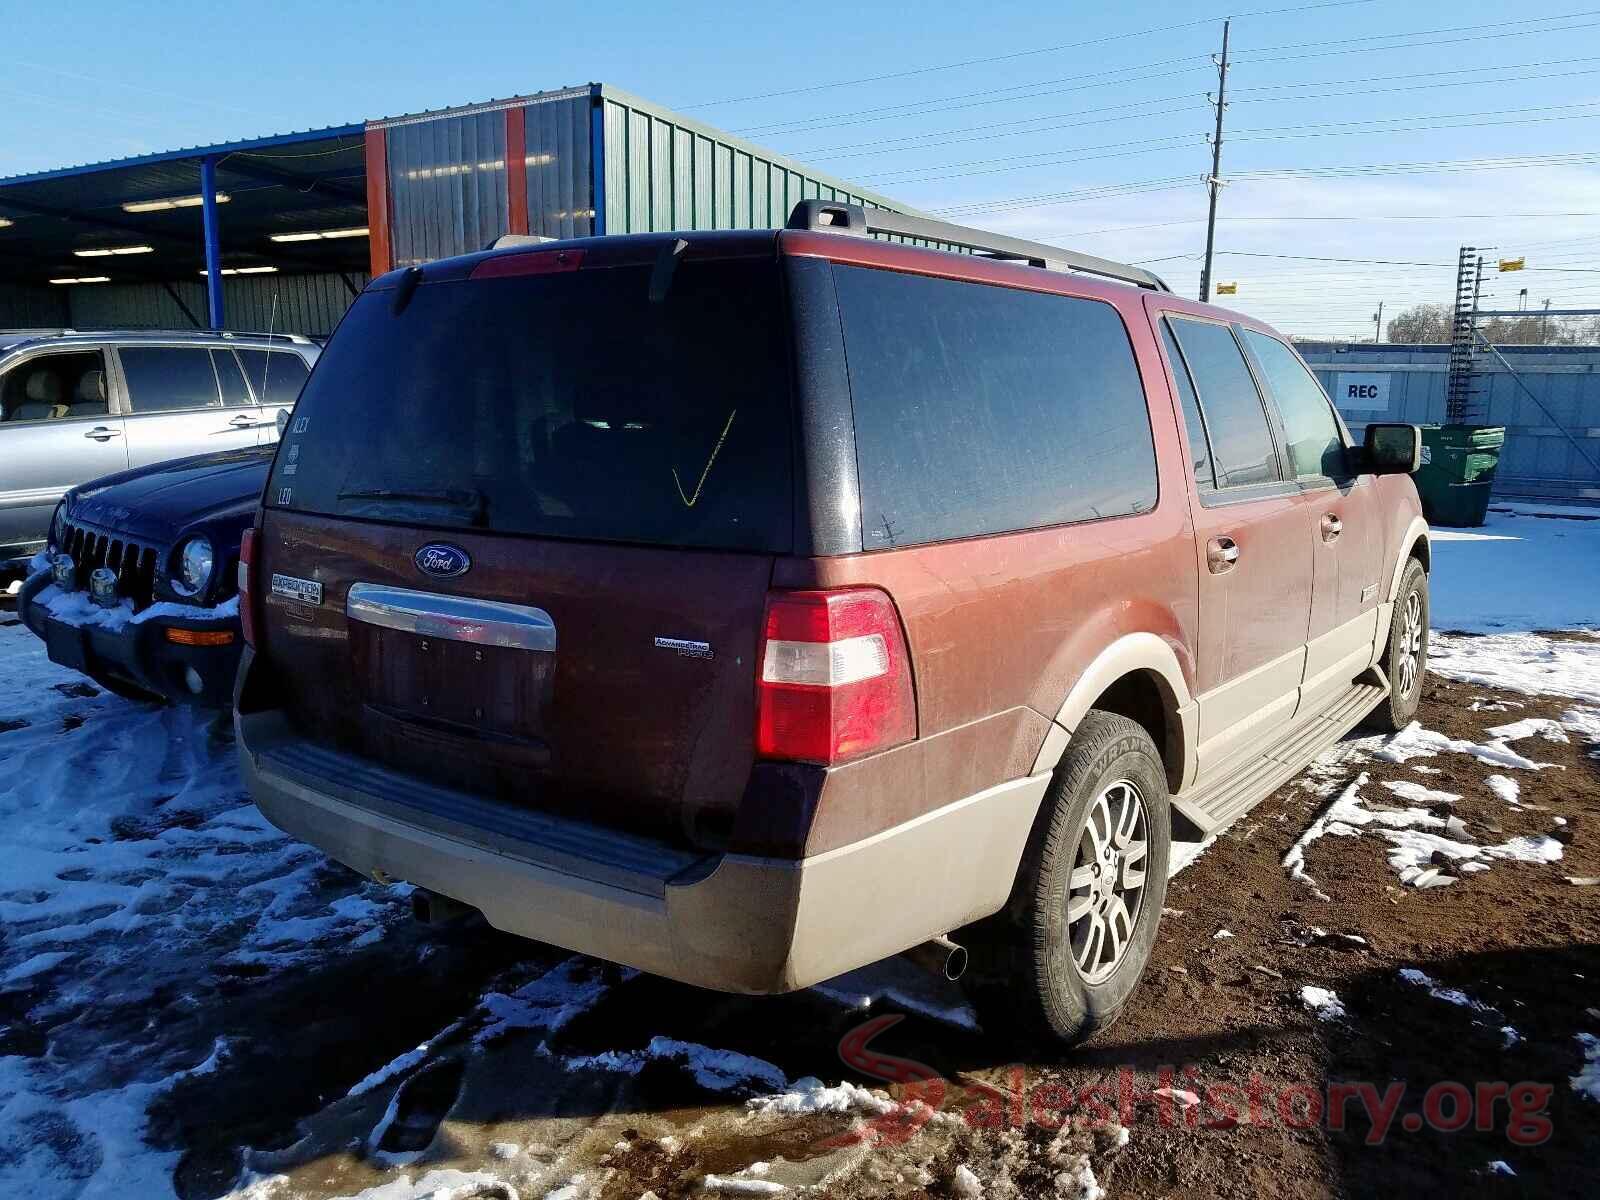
[238,350,310,407]
[120,347,222,413]
[1241,330,1347,481]
[1159,320,1215,491]
[213,350,253,406]
[1167,318,1278,489]
[834,265,1157,548]
[269,256,792,552]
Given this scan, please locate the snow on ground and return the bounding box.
[1299,986,1347,1021]
[1429,509,1600,634]
[1283,745,1567,898]
[0,621,414,1200]
[1369,721,1554,771]
[1574,1034,1600,1103]
[1429,631,1600,708]
[2,506,1597,1198]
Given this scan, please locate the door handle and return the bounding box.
[227,414,257,429]
[1206,535,1239,574]
[84,426,122,442]
[1321,513,1344,544]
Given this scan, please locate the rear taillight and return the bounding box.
[756,588,916,766]
[239,527,258,648]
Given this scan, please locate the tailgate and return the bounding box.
[259,510,773,846]
[249,241,797,848]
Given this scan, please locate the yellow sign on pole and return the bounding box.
[1498,257,1525,272]
[1216,282,1238,295]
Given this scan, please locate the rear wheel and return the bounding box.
[964,710,1170,1048]
[1367,558,1428,733]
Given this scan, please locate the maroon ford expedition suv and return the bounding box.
[237,202,1428,1046]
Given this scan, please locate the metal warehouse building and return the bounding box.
[0,83,912,336]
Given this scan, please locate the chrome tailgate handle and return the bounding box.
[346,583,556,651]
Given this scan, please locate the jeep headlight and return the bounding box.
[49,504,67,553]
[175,536,215,597]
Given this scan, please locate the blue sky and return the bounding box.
[5,0,1600,336]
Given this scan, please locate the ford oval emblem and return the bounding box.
[415,543,471,580]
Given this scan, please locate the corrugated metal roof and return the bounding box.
[0,129,369,284]
[369,86,593,131]
[0,123,366,187]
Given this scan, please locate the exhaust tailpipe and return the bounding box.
[411,888,477,927]
[905,935,968,982]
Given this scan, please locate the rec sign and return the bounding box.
[1334,373,1390,411]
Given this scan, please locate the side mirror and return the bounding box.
[1363,423,1421,475]
[274,408,290,439]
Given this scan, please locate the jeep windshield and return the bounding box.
[266,252,794,552]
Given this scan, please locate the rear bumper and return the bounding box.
[238,707,1049,994]
[20,572,241,706]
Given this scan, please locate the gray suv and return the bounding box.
[0,329,319,562]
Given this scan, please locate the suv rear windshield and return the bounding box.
[267,255,793,552]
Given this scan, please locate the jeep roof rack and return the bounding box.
[786,200,1171,293]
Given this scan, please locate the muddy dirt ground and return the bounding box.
[85,667,1587,1200]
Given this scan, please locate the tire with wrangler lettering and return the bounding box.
[964,710,1171,1047]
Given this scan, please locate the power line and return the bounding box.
[1230,52,1600,98]
[676,0,1379,110]
[1235,18,1600,69]
[860,99,1600,186]
[739,9,1600,140]
[941,150,1600,216]
[800,98,1206,162]
[796,59,1600,164]
[732,59,1212,139]
[1233,7,1600,57]
[1214,251,1600,274]
[1036,213,1600,240]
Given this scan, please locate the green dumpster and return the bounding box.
[1413,424,1505,527]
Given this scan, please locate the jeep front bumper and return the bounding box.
[20,571,242,706]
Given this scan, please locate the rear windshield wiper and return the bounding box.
[337,487,489,525]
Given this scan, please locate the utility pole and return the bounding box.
[1542,298,1552,343]
[1372,301,1384,344]
[1198,18,1230,303]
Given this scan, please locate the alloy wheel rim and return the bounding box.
[1067,779,1149,984]
[1398,589,1423,698]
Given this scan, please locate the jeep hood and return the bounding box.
[66,447,272,545]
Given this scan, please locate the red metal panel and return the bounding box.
[505,106,529,236]
[364,128,392,275]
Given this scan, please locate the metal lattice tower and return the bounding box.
[1446,246,1484,423]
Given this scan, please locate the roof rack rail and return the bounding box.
[786,200,1170,293]
[209,330,315,345]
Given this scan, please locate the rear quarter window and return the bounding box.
[238,350,311,407]
[833,265,1158,548]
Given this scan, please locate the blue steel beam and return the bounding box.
[201,156,224,329]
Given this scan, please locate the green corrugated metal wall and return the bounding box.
[63,272,367,337]
[594,85,917,235]
[368,84,933,267]
[0,282,67,328]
